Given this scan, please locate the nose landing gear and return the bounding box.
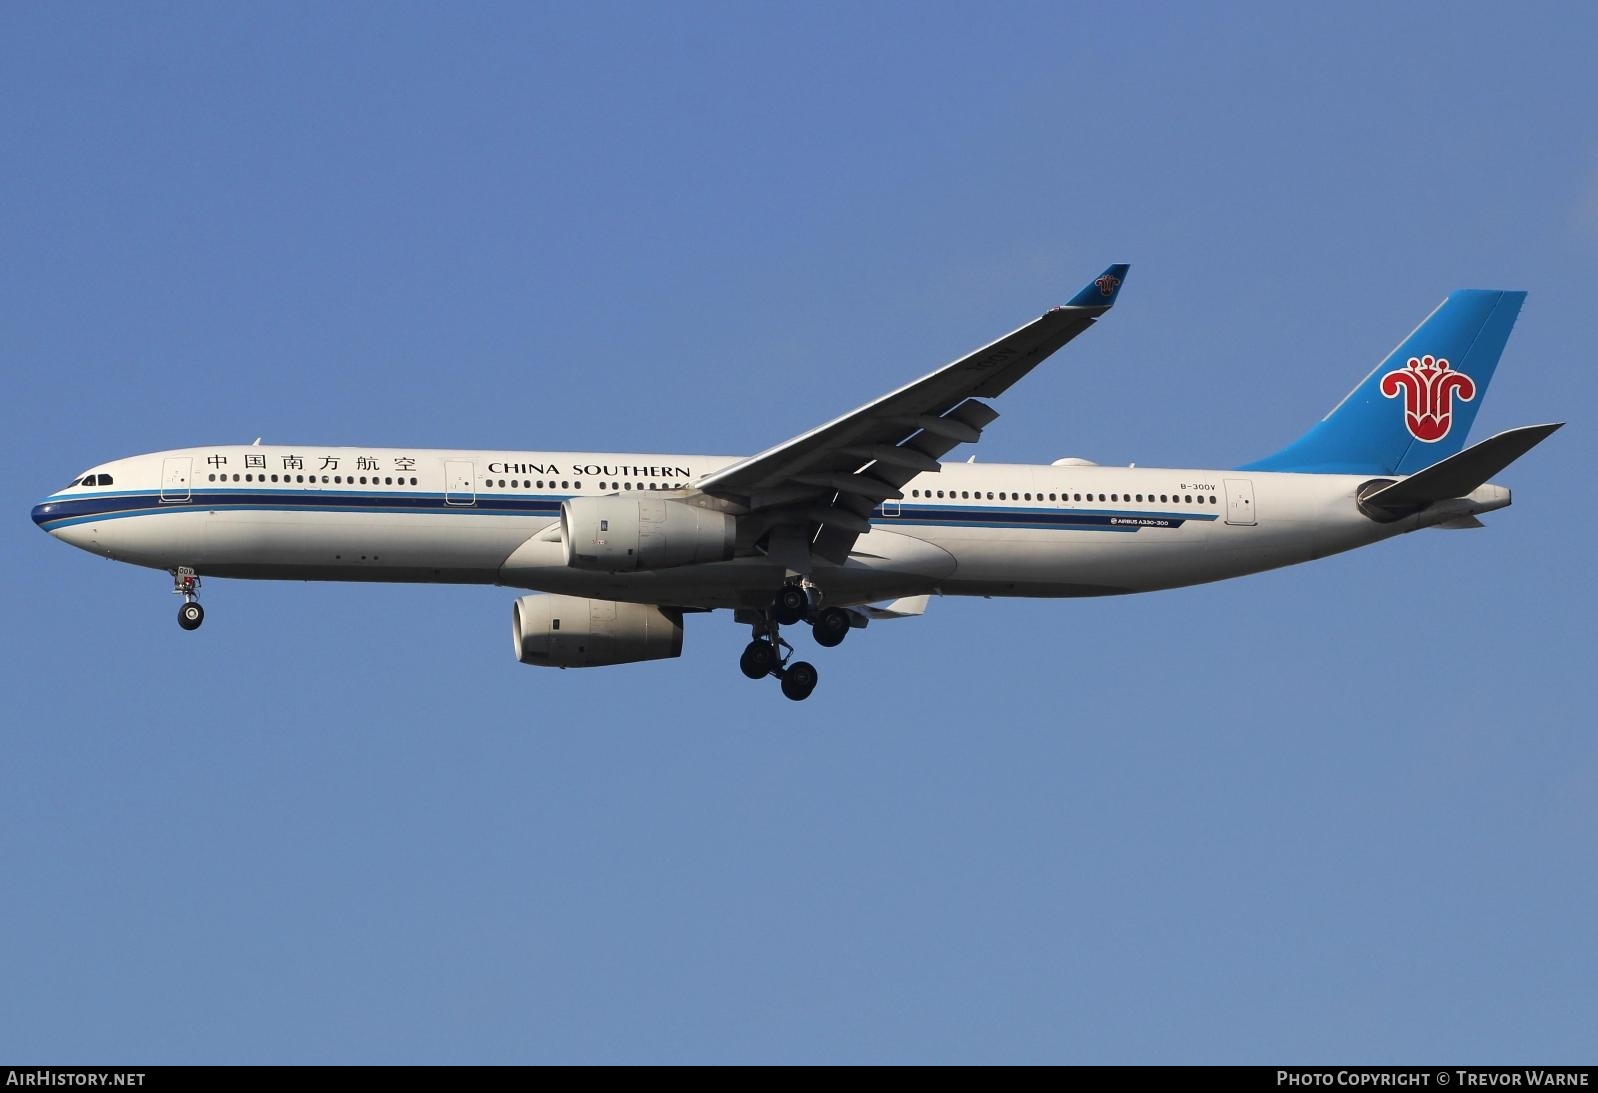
[172,567,205,631]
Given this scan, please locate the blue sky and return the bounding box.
[3,2,1595,1063]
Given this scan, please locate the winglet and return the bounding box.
[1065,263,1131,308]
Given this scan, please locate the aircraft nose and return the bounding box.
[32,498,102,553]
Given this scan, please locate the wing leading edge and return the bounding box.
[693,264,1130,565]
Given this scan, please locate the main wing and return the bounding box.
[692,264,1130,565]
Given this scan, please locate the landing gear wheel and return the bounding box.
[780,660,819,701]
[812,606,850,648]
[773,584,809,626]
[740,640,777,680]
[178,602,205,631]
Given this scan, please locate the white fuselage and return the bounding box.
[32,444,1512,611]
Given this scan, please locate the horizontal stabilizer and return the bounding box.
[1362,423,1562,514]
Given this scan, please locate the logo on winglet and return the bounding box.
[1380,355,1475,443]
[1094,274,1120,297]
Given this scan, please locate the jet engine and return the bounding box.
[512,594,684,668]
[560,496,735,572]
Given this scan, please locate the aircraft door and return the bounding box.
[446,460,476,506]
[160,457,192,502]
[1223,478,1257,526]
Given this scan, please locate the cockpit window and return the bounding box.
[80,476,95,487]
[96,474,113,486]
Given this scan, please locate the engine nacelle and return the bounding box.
[560,495,735,572]
[512,594,684,668]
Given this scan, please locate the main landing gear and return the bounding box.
[737,583,855,701]
[172,567,205,631]
[740,618,818,702]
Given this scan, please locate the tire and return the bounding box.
[739,640,777,679]
[178,602,205,631]
[773,585,809,626]
[780,660,818,701]
[812,607,850,648]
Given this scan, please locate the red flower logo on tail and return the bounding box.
[1380,355,1475,443]
[1094,274,1120,297]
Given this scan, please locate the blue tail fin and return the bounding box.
[1240,289,1526,475]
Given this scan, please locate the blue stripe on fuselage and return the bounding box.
[32,489,565,531]
[33,491,1220,535]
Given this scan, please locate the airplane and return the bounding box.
[31,264,1561,700]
